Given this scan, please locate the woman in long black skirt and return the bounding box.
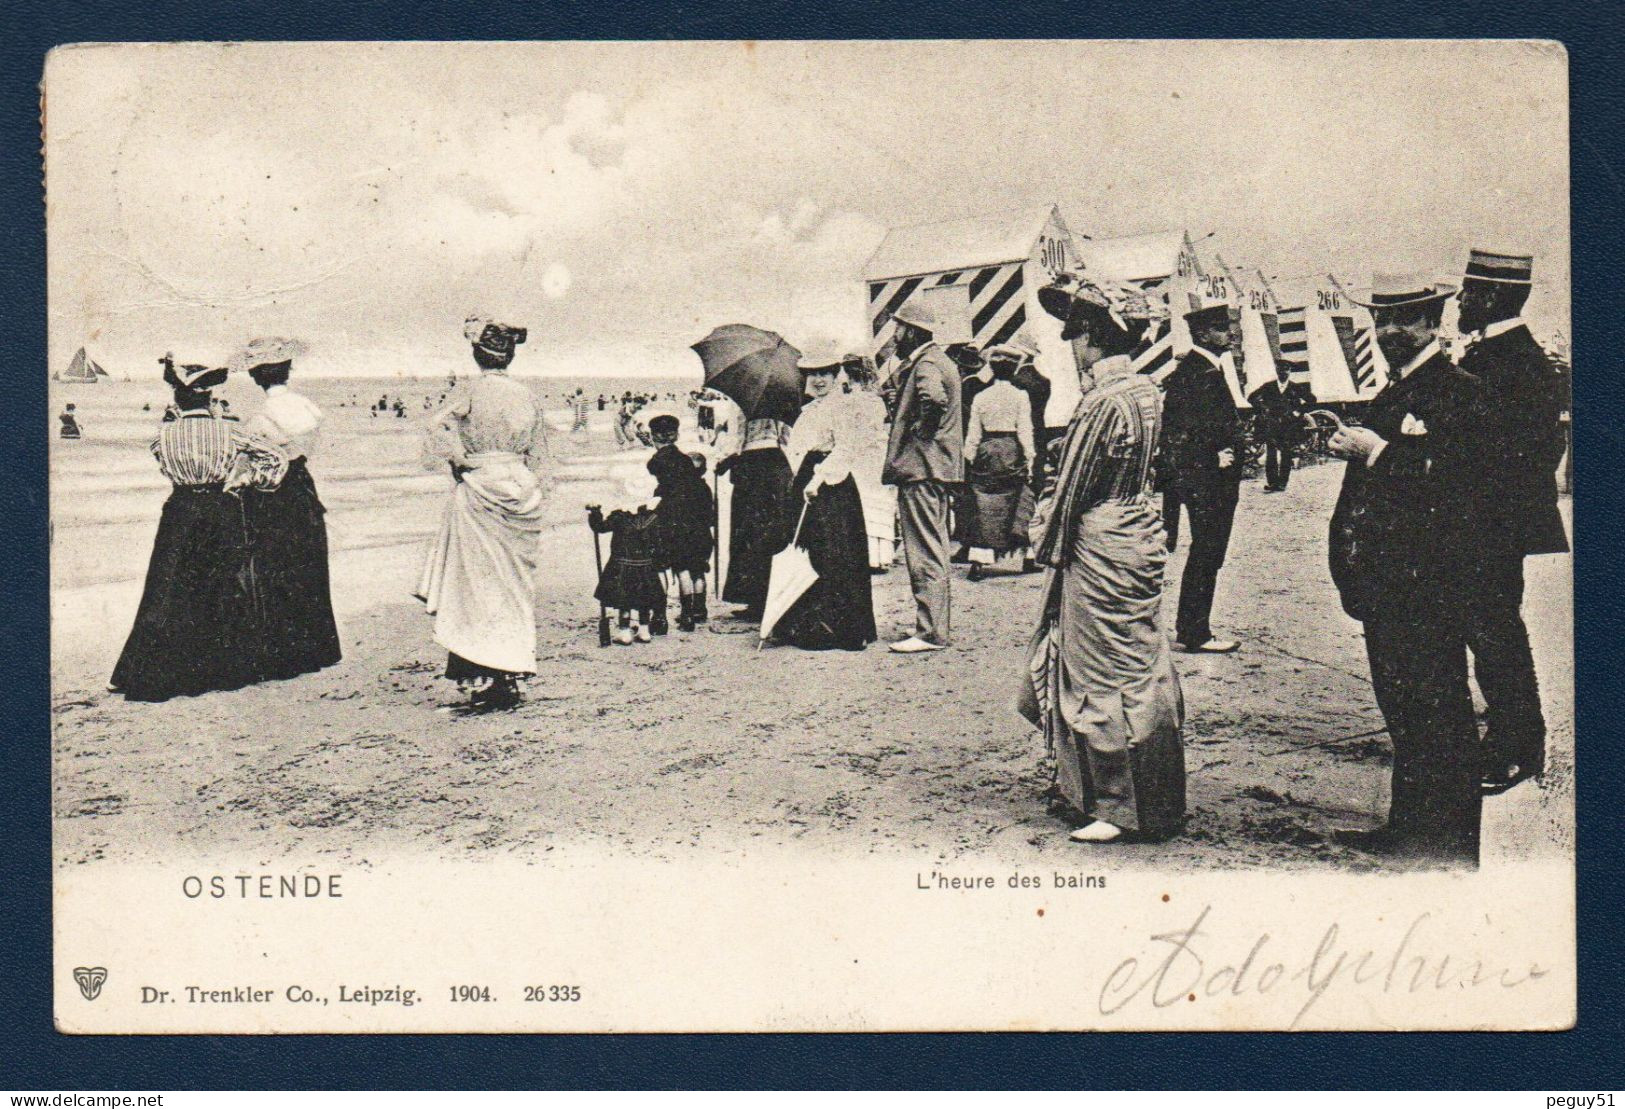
[716,416,794,619]
[766,359,876,651]
[111,361,288,702]
[237,340,342,681]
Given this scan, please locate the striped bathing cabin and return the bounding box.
[861,204,1082,427]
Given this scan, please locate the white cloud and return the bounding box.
[46,42,1570,377]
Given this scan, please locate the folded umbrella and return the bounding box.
[691,324,804,425]
[759,502,816,645]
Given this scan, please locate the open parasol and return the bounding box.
[759,502,815,646]
[690,324,804,424]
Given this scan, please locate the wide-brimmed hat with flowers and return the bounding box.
[1039,269,1167,340]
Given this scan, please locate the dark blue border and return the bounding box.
[5,1,1622,1090]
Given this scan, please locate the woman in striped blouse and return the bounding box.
[109,359,287,703]
[1020,276,1186,845]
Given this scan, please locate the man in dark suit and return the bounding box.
[1455,249,1570,795]
[1161,303,1245,653]
[1326,273,1491,865]
[1248,373,1314,492]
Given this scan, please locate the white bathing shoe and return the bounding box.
[1069,821,1124,843]
[889,636,947,654]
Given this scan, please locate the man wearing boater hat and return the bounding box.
[1160,302,1245,653]
[1455,249,1569,796]
[881,296,963,653]
[1326,273,1491,865]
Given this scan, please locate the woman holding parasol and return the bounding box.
[691,325,803,621]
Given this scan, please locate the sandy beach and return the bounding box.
[49,387,1574,871]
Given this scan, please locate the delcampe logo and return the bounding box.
[73,966,108,1000]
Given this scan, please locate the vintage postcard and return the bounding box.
[46,39,1573,1032]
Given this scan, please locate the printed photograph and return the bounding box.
[46,39,1574,1032]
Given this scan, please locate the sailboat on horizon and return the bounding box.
[54,347,111,384]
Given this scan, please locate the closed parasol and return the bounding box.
[690,324,804,424]
[759,502,815,645]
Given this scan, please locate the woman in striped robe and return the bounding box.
[111,361,288,702]
[1020,279,1185,843]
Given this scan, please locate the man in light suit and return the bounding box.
[881,298,964,653]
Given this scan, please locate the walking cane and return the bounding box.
[712,466,721,598]
[589,511,611,648]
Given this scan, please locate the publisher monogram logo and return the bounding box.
[73,966,108,1000]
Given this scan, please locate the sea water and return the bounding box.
[49,376,699,594]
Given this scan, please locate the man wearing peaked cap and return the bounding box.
[1159,300,1244,654]
[1455,249,1568,796]
[1248,311,1315,493]
[647,413,681,441]
[1325,271,1492,865]
[881,295,964,653]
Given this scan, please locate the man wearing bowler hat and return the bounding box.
[1160,302,1245,653]
[881,296,963,653]
[1455,249,1569,795]
[1326,273,1491,864]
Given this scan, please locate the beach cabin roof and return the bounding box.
[863,204,1069,281]
[1075,230,1188,284]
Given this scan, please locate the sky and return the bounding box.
[44,40,1570,379]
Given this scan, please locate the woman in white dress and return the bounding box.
[236,337,343,682]
[415,316,552,709]
[838,355,898,572]
[763,354,876,651]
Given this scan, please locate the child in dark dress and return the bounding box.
[646,415,717,632]
[588,504,667,645]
